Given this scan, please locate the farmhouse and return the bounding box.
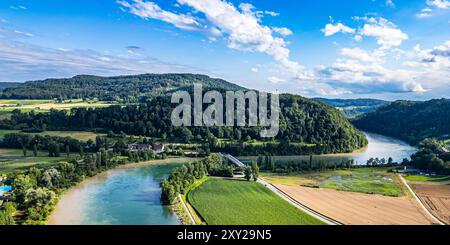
[127,143,166,153]
[152,144,166,153]
[127,143,152,152]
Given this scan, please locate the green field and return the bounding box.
[187,178,325,225]
[0,130,104,141]
[29,131,105,141]
[0,130,20,138]
[403,174,450,184]
[0,148,76,173]
[263,168,404,197]
[0,99,114,114]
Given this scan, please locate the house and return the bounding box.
[54,97,65,103]
[152,144,166,153]
[127,143,153,152]
[437,147,449,154]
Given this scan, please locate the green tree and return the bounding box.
[244,167,252,181]
[250,162,259,181]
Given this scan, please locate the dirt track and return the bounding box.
[412,184,450,224]
[276,184,437,225]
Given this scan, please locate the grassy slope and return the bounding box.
[263,168,404,197]
[187,178,325,225]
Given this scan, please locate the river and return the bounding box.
[47,159,187,225]
[239,132,417,166]
[48,132,415,225]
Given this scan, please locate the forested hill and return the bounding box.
[0,82,21,90]
[353,99,450,145]
[0,94,368,155]
[314,98,389,118]
[0,74,245,101]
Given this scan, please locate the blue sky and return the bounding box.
[1,0,450,100]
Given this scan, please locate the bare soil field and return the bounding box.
[275,184,437,225]
[411,184,450,224]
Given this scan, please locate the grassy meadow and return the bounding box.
[0,148,77,173]
[403,174,450,185]
[262,168,405,197]
[0,129,104,141]
[0,99,114,114]
[187,178,325,225]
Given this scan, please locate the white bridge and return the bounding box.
[220,153,246,168]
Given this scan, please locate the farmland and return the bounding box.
[275,184,435,225]
[0,99,114,114]
[187,178,325,225]
[405,174,450,224]
[0,148,76,173]
[0,130,105,141]
[262,168,405,197]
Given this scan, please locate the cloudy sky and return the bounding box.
[1,0,450,100]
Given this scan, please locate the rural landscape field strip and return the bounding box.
[275,185,436,225]
[404,175,450,225]
[187,178,325,225]
[413,184,450,225]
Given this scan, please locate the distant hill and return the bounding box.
[314,98,390,118]
[0,82,21,90]
[0,73,368,154]
[0,74,245,101]
[353,99,450,145]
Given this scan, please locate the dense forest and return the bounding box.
[315,98,389,118]
[353,99,450,145]
[0,74,244,102]
[0,93,367,155]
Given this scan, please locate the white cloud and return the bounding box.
[264,11,279,17]
[268,76,285,84]
[117,0,201,30]
[272,27,293,36]
[386,0,395,8]
[358,17,408,48]
[426,0,450,9]
[251,67,259,73]
[120,0,310,80]
[340,47,382,63]
[321,22,355,36]
[417,8,434,18]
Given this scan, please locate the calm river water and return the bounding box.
[48,161,182,225]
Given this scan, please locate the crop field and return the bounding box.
[0,148,75,173]
[30,131,106,141]
[405,175,450,224]
[0,130,105,141]
[275,184,435,225]
[262,168,405,197]
[187,178,325,225]
[0,99,114,114]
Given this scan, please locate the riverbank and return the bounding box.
[47,158,194,225]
